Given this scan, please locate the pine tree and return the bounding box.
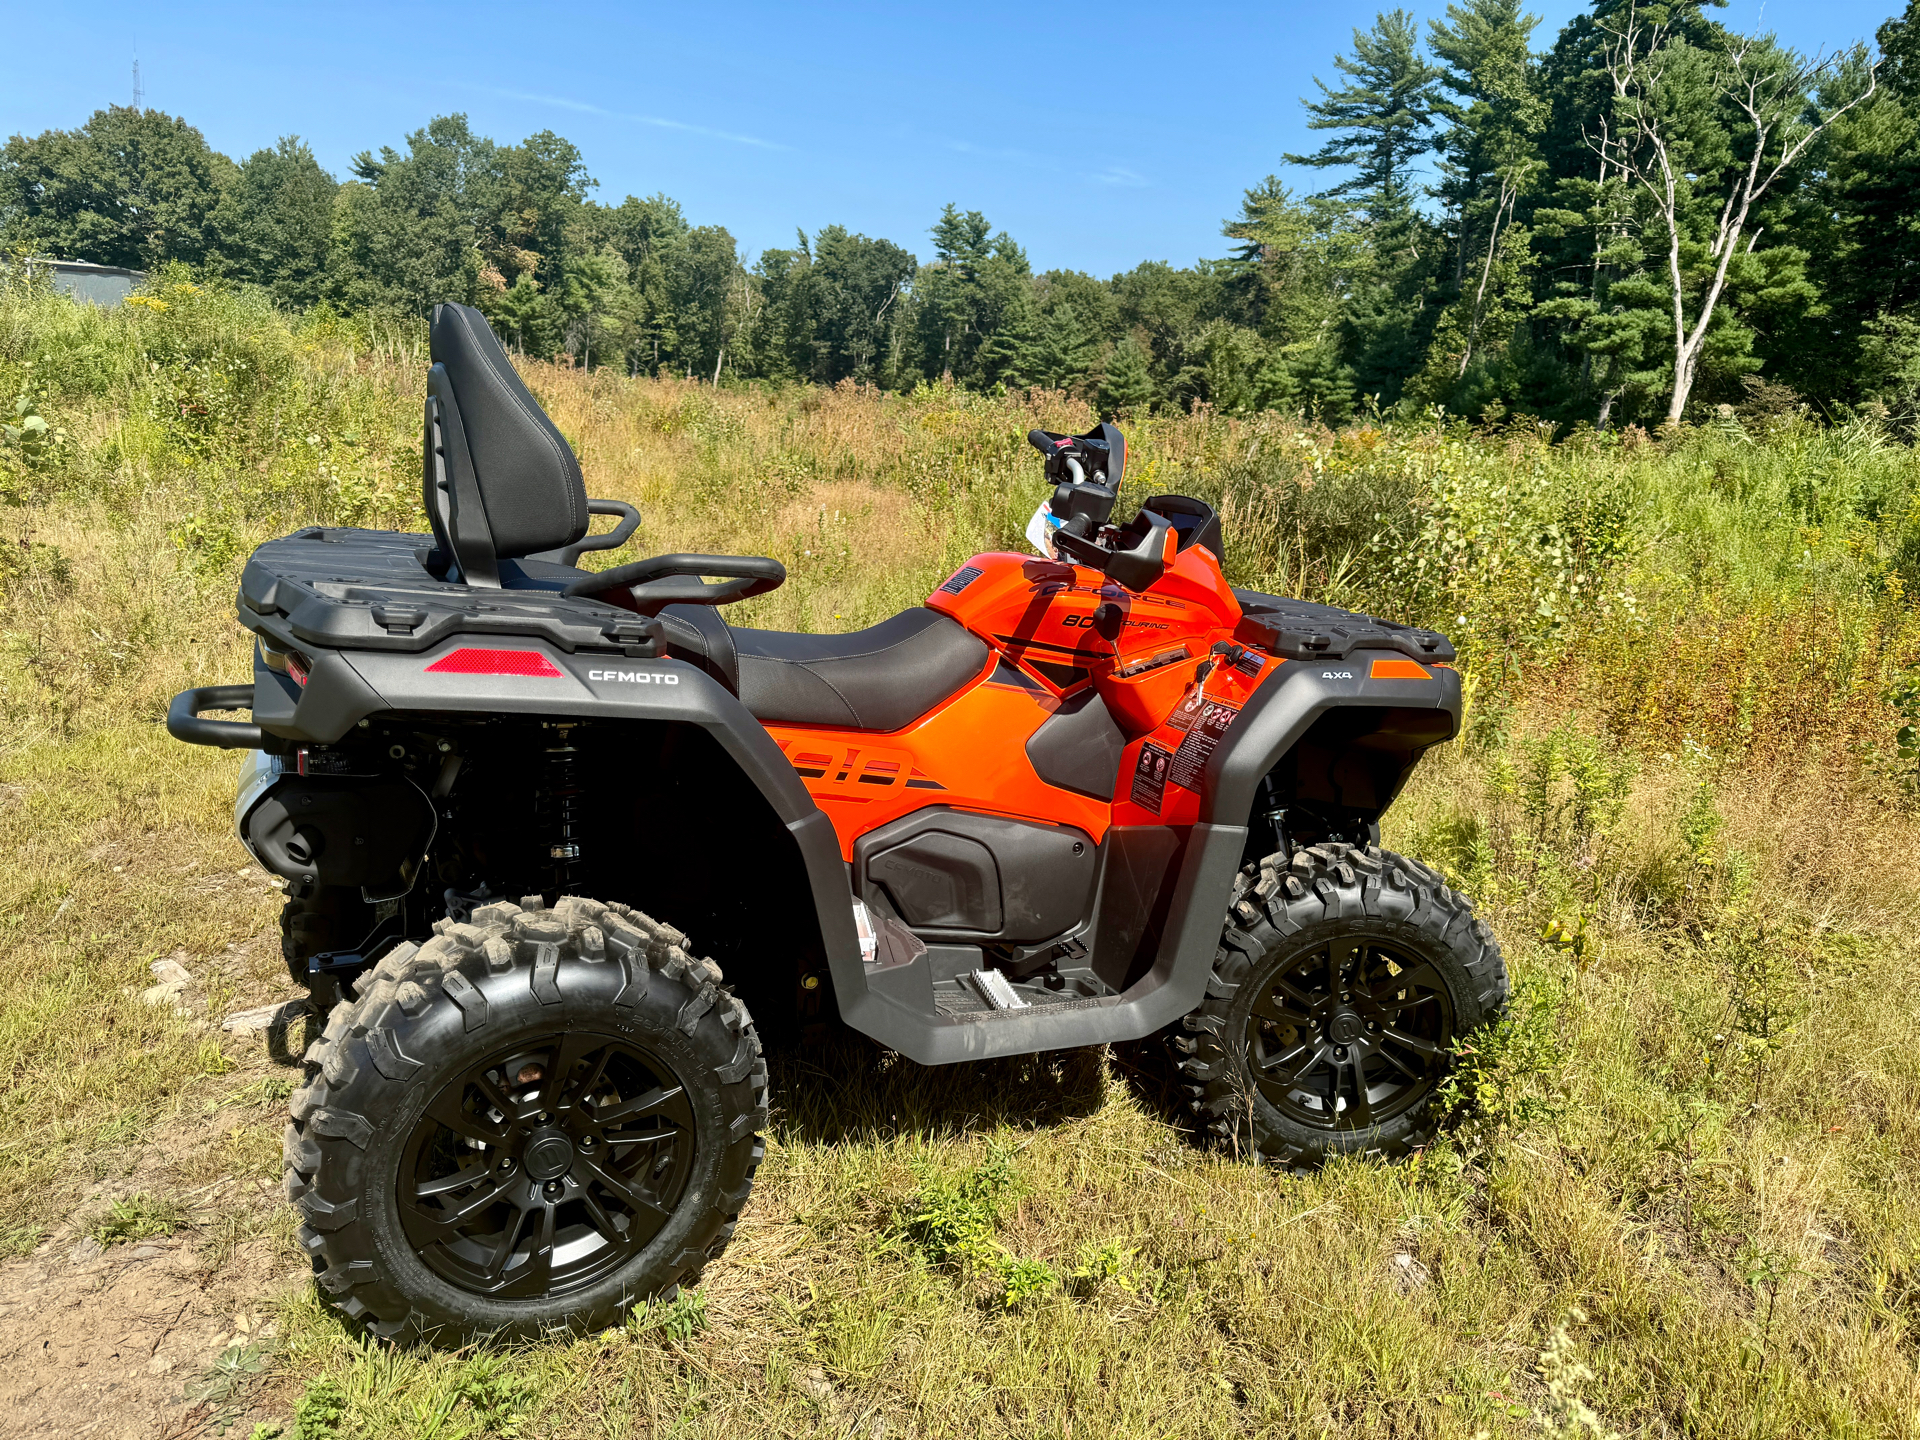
[1425,0,1547,390]
[1283,12,1449,405]
[1097,335,1157,416]
[1285,9,1443,222]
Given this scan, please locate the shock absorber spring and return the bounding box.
[536,724,583,897]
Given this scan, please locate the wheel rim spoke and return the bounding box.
[498,1203,557,1298]
[477,1197,532,1283]
[471,1068,524,1126]
[578,1186,622,1239]
[603,1126,679,1149]
[1376,1043,1424,1079]
[407,1174,513,1239]
[1275,1044,1329,1088]
[1347,1056,1376,1126]
[1251,991,1313,1027]
[1382,1027,1442,1057]
[537,1032,599,1112]
[1367,961,1440,999]
[581,1157,674,1235]
[414,1161,493,1200]
[1255,1039,1312,1073]
[592,1082,692,1131]
[428,1090,510,1148]
[1269,974,1320,1011]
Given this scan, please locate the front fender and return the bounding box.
[1202,651,1463,827]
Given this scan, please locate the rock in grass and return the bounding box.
[1390,1251,1430,1293]
[221,999,309,1035]
[142,953,196,1010]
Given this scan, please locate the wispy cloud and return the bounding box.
[941,135,1150,191]
[489,89,790,151]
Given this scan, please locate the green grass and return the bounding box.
[86,1190,187,1247]
[0,274,1913,1436]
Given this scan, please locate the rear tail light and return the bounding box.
[261,641,311,687]
[1370,658,1431,680]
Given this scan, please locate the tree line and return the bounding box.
[3,0,1913,428]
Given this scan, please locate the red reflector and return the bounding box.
[1370,658,1431,680]
[286,655,309,688]
[425,648,565,678]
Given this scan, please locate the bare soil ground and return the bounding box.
[0,923,313,1441]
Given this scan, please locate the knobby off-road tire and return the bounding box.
[1168,842,1507,1168]
[282,884,378,1013]
[284,895,767,1344]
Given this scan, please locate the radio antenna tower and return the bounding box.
[132,42,143,110]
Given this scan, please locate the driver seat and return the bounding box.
[658,604,988,732]
[421,302,990,731]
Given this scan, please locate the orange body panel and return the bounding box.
[766,544,1254,859]
[765,670,1111,861]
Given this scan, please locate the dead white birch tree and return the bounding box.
[1594,4,1879,423]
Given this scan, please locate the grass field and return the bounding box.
[0,275,1914,1438]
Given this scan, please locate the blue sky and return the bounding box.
[3,0,1899,277]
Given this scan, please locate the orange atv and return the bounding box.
[169,304,1508,1343]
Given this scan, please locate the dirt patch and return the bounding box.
[0,984,316,1440]
[0,1228,300,1439]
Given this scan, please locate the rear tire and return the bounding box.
[283,895,767,1344]
[1166,843,1506,1168]
[280,884,374,1012]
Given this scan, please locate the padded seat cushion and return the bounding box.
[659,606,989,732]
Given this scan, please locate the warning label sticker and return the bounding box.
[1130,741,1174,813]
[1167,685,1206,733]
[1168,698,1240,793]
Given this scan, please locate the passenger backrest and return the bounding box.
[423,303,587,584]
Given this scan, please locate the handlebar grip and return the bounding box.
[1027,429,1062,455]
[168,684,264,750]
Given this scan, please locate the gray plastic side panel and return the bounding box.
[304,642,860,973]
[838,821,1246,1065]
[1202,652,1461,826]
[327,646,814,821]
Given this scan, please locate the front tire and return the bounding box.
[1167,843,1507,1167]
[283,895,767,1344]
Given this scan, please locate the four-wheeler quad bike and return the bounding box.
[168,302,1507,1344]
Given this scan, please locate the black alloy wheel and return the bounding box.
[285,895,766,1343]
[1244,934,1455,1131]
[1168,842,1508,1168]
[400,1033,697,1300]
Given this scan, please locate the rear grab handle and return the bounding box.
[168,684,264,750]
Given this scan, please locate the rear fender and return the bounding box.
[265,639,863,979]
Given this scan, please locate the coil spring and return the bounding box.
[537,727,583,894]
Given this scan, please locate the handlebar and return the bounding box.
[168,684,264,750]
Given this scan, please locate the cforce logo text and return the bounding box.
[586,669,680,685]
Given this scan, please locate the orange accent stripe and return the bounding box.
[1370,658,1431,680]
